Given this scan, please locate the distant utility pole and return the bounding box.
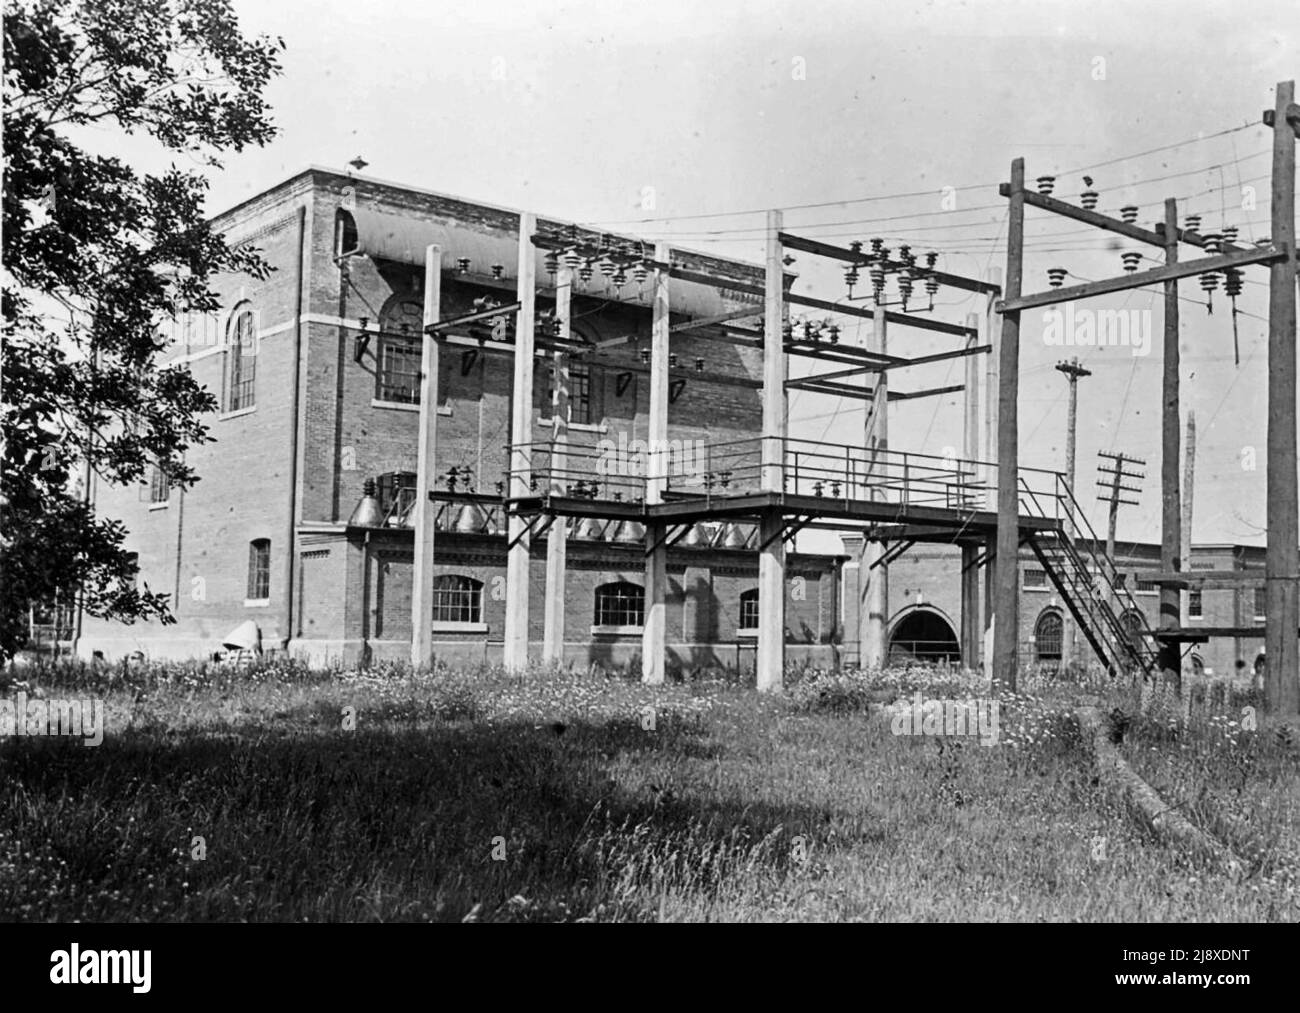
[1055,358,1091,668]
[1096,451,1145,562]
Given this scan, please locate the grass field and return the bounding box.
[1,659,1297,921]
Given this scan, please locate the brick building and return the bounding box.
[74,166,1269,679]
[77,167,847,671]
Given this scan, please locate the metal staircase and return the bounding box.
[1019,476,1159,676]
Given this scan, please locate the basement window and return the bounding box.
[1034,609,1062,662]
[1022,567,1048,590]
[432,575,483,625]
[593,581,644,631]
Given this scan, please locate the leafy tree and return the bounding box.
[1,0,284,661]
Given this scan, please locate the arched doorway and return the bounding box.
[888,607,960,666]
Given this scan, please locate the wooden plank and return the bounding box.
[1158,198,1182,684]
[1018,189,1166,248]
[1143,570,1266,589]
[779,232,1001,294]
[999,245,1286,313]
[670,307,761,332]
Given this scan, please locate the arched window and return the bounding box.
[377,298,423,405]
[594,581,644,628]
[335,209,358,258]
[739,588,760,630]
[432,575,483,624]
[1119,609,1146,651]
[225,308,257,412]
[1034,609,1063,661]
[247,539,271,601]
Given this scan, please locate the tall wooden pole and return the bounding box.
[410,244,442,668]
[960,311,981,669]
[983,267,1002,667]
[993,158,1025,691]
[1158,197,1183,689]
[542,266,572,666]
[643,242,671,685]
[503,212,537,671]
[861,281,890,668]
[1265,79,1299,714]
[1055,357,1090,670]
[757,210,787,692]
[1180,412,1195,625]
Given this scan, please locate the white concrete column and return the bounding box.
[643,243,670,684]
[542,265,572,666]
[503,212,537,671]
[411,244,442,668]
[757,211,787,693]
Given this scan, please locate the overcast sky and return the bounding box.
[95,0,1297,551]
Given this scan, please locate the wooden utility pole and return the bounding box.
[960,311,981,670]
[983,267,1002,666]
[1054,356,1091,669]
[410,243,442,668]
[643,242,671,685]
[1158,197,1183,688]
[757,210,787,693]
[1265,79,1299,714]
[503,213,537,671]
[1180,412,1196,626]
[542,266,573,666]
[993,159,1025,691]
[862,272,890,669]
[1096,451,1144,563]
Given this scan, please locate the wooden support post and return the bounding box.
[982,268,1001,670]
[861,286,890,669]
[1181,412,1195,626]
[961,311,981,670]
[643,243,671,685]
[410,244,442,669]
[1055,358,1090,670]
[503,212,537,671]
[1158,197,1184,689]
[757,211,787,692]
[993,159,1025,691]
[542,266,572,667]
[1266,79,1300,714]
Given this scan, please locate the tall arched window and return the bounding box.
[432,575,483,624]
[1034,609,1063,662]
[594,581,644,628]
[739,588,760,630]
[377,298,423,404]
[225,308,257,412]
[247,539,271,601]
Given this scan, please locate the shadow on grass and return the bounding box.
[0,708,868,922]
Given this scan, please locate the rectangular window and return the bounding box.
[1023,567,1047,589]
[247,539,271,601]
[432,576,482,624]
[377,335,421,404]
[739,591,760,630]
[595,583,645,627]
[1254,586,1266,620]
[148,466,170,504]
[1134,577,1158,593]
[1188,588,1203,619]
[546,361,593,425]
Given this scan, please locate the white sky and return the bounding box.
[87,0,1298,551]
